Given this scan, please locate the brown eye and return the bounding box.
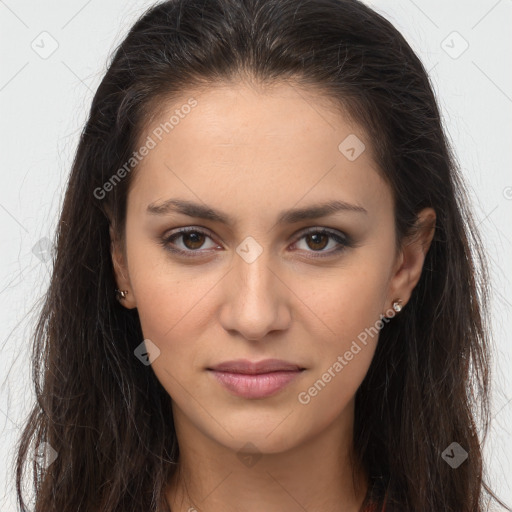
[305,232,330,251]
[181,231,207,250]
[291,228,352,258]
[160,227,219,256]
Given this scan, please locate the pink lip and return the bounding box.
[207,359,305,399]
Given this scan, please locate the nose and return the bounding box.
[218,248,292,341]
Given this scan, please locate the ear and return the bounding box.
[384,207,436,316]
[110,224,137,309]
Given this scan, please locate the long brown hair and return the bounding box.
[14,0,511,510]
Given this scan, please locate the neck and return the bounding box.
[165,399,369,512]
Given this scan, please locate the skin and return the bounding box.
[111,80,436,512]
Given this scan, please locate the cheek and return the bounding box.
[125,243,229,400]
[290,256,390,405]
[125,227,217,337]
[130,265,217,360]
[294,257,390,348]
[131,271,212,405]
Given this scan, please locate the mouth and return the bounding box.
[206,359,306,399]
[207,358,306,374]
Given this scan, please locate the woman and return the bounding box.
[14,0,511,511]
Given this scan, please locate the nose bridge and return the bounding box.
[234,236,278,305]
[235,239,274,298]
[220,236,290,340]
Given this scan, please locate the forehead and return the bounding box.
[128,81,390,221]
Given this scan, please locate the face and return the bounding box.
[111,81,435,454]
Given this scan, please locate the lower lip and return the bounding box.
[208,369,303,399]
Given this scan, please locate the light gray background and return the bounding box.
[1,1,511,510]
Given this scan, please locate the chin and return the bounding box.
[210,416,310,455]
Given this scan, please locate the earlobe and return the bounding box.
[385,208,436,314]
[110,225,137,309]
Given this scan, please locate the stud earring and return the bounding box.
[392,299,403,313]
[115,289,128,301]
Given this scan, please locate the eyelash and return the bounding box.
[158,226,354,259]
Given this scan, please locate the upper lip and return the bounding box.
[207,359,305,374]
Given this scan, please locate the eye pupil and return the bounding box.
[183,232,205,249]
[307,233,328,251]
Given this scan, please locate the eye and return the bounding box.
[159,227,219,256]
[159,226,354,259]
[289,228,352,258]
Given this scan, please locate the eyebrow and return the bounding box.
[146,198,367,225]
